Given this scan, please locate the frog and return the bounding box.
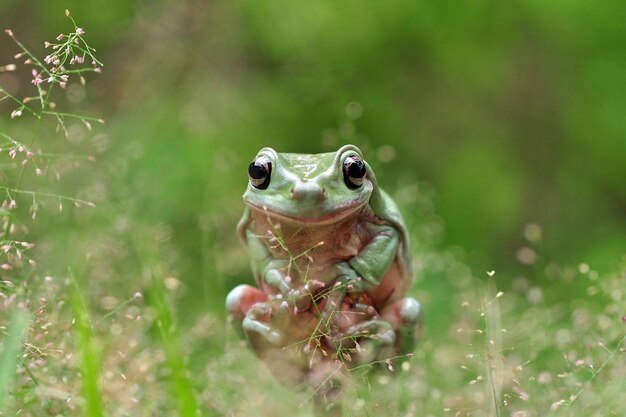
[225,144,423,401]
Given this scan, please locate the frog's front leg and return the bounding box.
[245,228,292,292]
[347,223,399,288]
[322,224,399,321]
[246,228,316,312]
[319,224,399,327]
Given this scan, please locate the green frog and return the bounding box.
[226,144,423,399]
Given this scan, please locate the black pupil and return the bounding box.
[346,158,365,178]
[249,160,268,179]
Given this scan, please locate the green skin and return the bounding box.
[226,145,423,385]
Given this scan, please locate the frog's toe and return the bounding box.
[242,315,285,347]
[268,329,284,345]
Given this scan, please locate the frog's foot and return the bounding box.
[242,302,285,347]
[380,297,424,358]
[331,319,395,365]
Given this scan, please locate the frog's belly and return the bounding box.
[273,230,365,284]
[251,213,372,283]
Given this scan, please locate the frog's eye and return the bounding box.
[343,155,366,189]
[248,155,272,190]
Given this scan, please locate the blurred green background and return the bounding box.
[1,0,625,415]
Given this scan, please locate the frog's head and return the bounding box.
[243,145,375,224]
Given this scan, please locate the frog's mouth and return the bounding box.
[247,201,367,225]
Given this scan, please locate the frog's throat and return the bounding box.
[246,201,367,225]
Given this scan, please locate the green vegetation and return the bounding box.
[70,269,105,417]
[0,1,624,416]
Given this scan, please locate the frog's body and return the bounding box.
[226,145,423,409]
[240,203,412,308]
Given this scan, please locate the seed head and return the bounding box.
[0,64,17,72]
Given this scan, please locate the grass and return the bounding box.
[146,262,200,417]
[70,268,105,417]
[0,310,29,409]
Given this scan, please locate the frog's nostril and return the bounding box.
[291,183,325,201]
[318,188,327,201]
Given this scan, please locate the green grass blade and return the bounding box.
[148,266,199,417]
[0,310,29,409]
[70,268,105,417]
